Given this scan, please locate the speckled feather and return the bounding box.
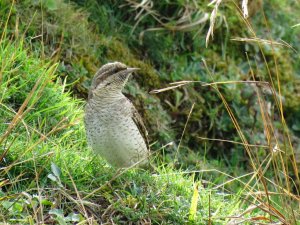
[84,62,149,168]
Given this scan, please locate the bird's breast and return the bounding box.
[84,100,148,168]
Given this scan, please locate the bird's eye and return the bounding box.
[112,67,127,74]
[105,82,112,86]
[112,68,119,73]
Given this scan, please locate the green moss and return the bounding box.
[1,0,169,144]
[104,38,160,87]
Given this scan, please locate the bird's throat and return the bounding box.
[90,90,125,105]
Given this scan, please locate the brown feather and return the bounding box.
[131,105,150,151]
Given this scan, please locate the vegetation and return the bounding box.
[0,0,299,224]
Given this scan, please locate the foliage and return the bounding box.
[0,0,173,146]
[2,0,299,164]
[70,0,300,165]
[0,39,242,224]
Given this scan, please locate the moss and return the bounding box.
[104,38,160,88]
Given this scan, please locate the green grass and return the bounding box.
[0,39,244,224]
[0,38,242,224]
[0,38,298,224]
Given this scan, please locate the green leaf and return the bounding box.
[13,202,23,213]
[49,209,68,225]
[47,173,57,182]
[1,201,14,210]
[65,212,80,222]
[43,0,59,10]
[49,208,64,217]
[292,123,300,131]
[188,182,200,222]
[41,199,53,206]
[51,162,61,178]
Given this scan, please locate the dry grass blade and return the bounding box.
[1,152,54,174]
[0,0,14,43]
[64,162,90,224]
[242,0,248,18]
[169,80,201,85]
[291,23,300,28]
[206,0,222,47]
[0,135,17,163]
[197,136,269,148]
[49,188,101,223]
[175,102,195,161]
[149,83,189,94]
[0,75,44,146]
[201,80,269,87]
[263,176,300,202]
[231,37,296,52]
[125,0,209,41]
[124,0,157,20]
[233,5,300,200]
[141,13,209,33]
[227,202,289,224]
[151,80,269,94]
[150,58,298,222]
[0,115,75,175]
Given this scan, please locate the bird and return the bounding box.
[84,62,149,168]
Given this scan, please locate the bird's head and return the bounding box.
[89,62,139,99]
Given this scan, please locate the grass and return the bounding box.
[0,37,243,224]
[0,0,299,224]
[0,39,298,224]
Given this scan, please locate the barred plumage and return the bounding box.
[84,62,149,168]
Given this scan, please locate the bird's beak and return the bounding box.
[116,67,140,84]
[125,67,140,74]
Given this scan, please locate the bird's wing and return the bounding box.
[119,98,150,151]
[129,103,150,151]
